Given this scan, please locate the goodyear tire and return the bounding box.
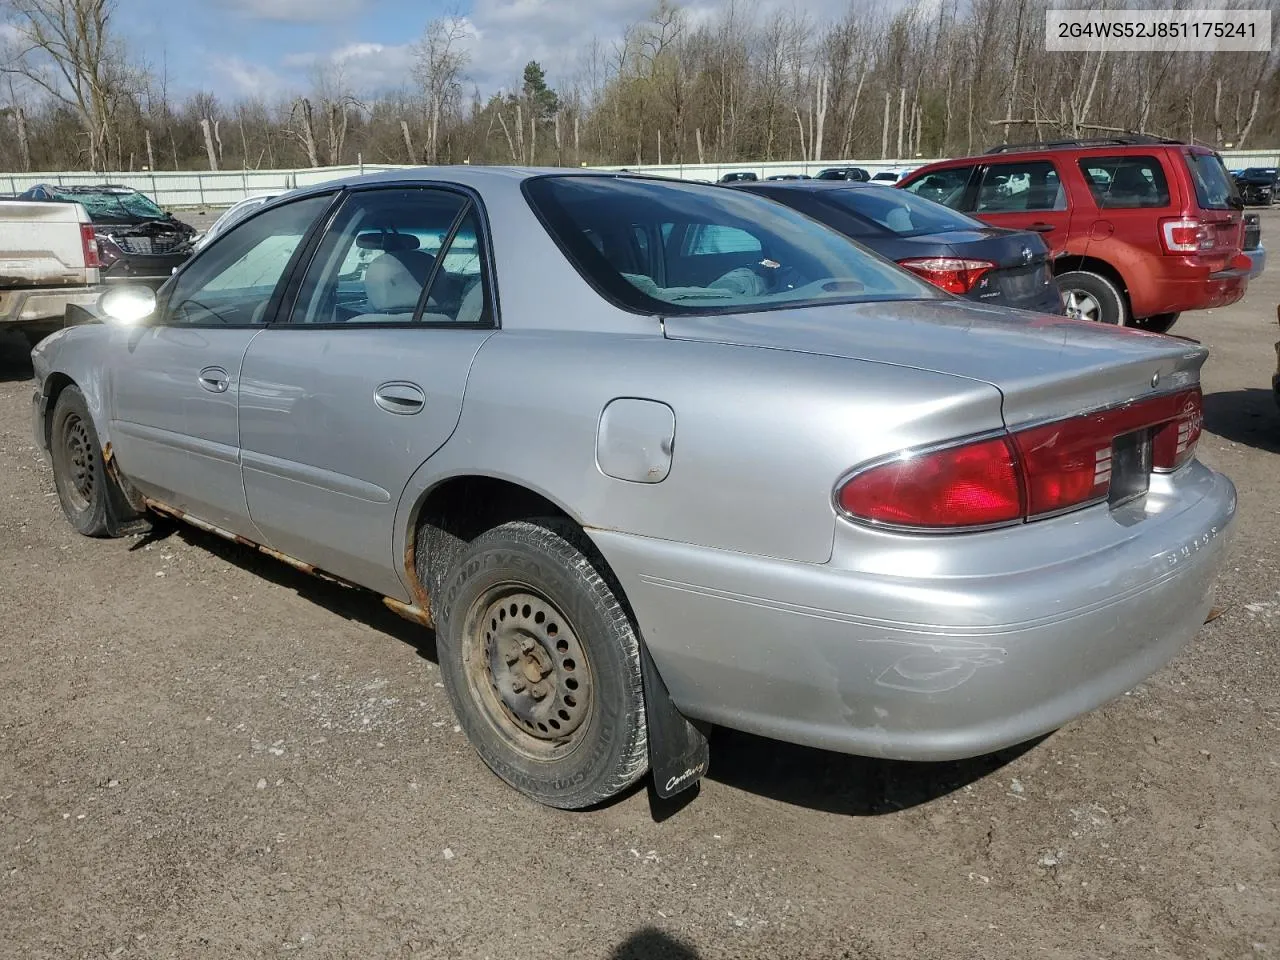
[435,519,648,809]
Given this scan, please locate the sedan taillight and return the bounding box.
[837,387,1203,530]
[1159,217,1213,254]
[896,257,996,295]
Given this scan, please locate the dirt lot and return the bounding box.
[1,212,1277,960]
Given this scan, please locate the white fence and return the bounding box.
[4,149,1279,209]
[0,163,413,209]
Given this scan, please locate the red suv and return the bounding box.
[897,137,1250,332]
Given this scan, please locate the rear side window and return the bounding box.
[976,161,1066,212]
[902,167,973,209]
[820,188,988,238]
[1185,152,1238,210]
[1078,156,1171,208]
[523,175,938,316]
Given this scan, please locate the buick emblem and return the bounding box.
[1020,246,1033,264]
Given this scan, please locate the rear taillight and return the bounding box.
[837,436,1023,529]
[80,223,101,269]
[1159,217,1213,254]
[1151,389,1203,471]
[897,257,996,295]
[837,387,1203,530]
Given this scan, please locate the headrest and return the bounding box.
[356,231,420,251]
[364,250,436,312]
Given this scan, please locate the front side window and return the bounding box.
[901,166,974,209]
[162,193,332,326]
[976,161,1066,212]
[289,187,491,326]
[1079,156,1171,208]
[524,176,938,316]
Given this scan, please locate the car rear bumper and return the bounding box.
[0,286,102,328]
[1130,255,1249,317]
[592,462,1236,761]
[1244,244,1266,279]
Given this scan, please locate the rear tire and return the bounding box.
[434,519,648,809]
[1132,312,1180,334]
[1056,270,1127,326]
[49,386,144,538]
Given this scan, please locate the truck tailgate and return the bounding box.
[0,201,97,289]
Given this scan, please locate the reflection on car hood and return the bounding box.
[662,298,1207,428]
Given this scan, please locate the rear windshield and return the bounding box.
[818,187,987,238]
[1078,156,1171,208]
[523,176,938,316]
[1184,152,1238,210]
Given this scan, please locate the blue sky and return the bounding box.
[106,0,854,102]
[110,0,667,100]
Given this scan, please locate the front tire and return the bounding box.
[435,519,648,809]
[49,386,144,537]
[1056,270,1127,326]
[49,387,112,536]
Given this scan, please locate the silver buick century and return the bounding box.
[30,169,1236,809]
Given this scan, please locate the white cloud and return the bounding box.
[209,55,293,98]
[215,0,372,23]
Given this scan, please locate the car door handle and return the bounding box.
[197,366,230,393]
[1027,222,1056,232]
[374,381,426,415]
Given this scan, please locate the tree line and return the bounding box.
[2,0,1278,176]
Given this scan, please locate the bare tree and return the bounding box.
[413,14,471,163]
[1,0,131,169]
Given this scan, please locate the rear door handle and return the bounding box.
[1027,222,1056,233]
[374,381,426,415]
[198,366,229,393]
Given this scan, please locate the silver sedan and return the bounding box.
[30,168,1235,809]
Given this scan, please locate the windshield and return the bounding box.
[1185,153,1238,210]
[56,189,166,220]
[818,187,987,238]
[1240,168,1277,179]
[523,176,940,316]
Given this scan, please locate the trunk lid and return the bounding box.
[921,227,1057,311]
[663,298,1207,428]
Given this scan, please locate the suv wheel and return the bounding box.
[1132,313,1179,334]
[1056,271,1127,326]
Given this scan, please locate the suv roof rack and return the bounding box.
[985,134,1186,154]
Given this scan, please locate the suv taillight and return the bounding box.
[897,257,996,294]
[1159,217,1213,254]
[80,223,101,269]
[836,387,1203,530]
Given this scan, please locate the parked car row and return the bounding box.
[31,164,1237,810]
[896,136,1253,333]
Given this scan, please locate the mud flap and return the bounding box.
[639,641,709,799]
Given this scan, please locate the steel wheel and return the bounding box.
[1062,289,1102,323]
[462,583,594,760]
[59,412,97,513]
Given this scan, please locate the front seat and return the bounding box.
[350,249,436,322]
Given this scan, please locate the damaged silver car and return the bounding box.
[30,169,1235,809]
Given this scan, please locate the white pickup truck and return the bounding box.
[0,200,103,347]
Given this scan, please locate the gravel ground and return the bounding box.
[1,212,1277,960]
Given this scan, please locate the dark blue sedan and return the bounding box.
[729,180,1064,314]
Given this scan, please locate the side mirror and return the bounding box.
[98,285,157,326]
